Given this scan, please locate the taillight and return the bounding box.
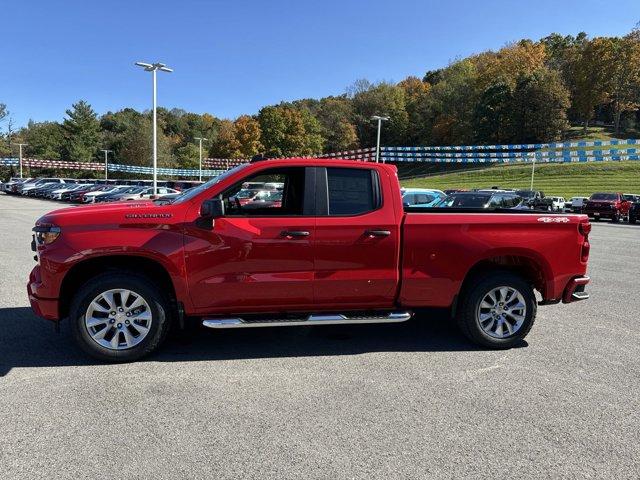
[579,221,591,263]
[579,222,591,236]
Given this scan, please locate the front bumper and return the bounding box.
[27,266,60,321]
[562,276,590,303]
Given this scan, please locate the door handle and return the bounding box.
[281,230,310,238]
[365,229,391,237]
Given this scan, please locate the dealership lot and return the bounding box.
[0,194,639,479]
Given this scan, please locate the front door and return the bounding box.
[184,166,315,313]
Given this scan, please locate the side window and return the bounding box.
[327,168,378,215]
[220,167,305,216]
[486,195,501,208]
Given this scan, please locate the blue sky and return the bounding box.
[4,0,640,127]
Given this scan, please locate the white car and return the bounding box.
[550,196,566,211]
[49,183,92,200]
[82,186,127,203]
[139,187,180,199]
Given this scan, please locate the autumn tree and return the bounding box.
[233,115,263,157]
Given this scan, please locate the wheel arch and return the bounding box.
[459,252,550,300]
[59,254,178,319]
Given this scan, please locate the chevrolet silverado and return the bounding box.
[28,159,591,361]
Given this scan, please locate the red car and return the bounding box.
[28,159,591,361]
[583,192,631,223]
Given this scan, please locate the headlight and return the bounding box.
[33,224,61,245]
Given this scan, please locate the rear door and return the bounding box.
[312,166,400,309]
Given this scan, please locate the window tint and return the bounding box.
[327,168,376,215]
[221,167,305,216]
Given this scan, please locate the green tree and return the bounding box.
[316,97,359,152]
[473,82,513,143]
[23,121,65,159]
[568,37,613,132]
[607,32,640,133]
[258,105,321,157]
[427,59,479,144]
[508,69,570,142]
[350,81,409,147]
[63,100,100,162]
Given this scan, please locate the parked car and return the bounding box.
[64,185,99,202]
[583,192,631,223]
[629,201,640,224]
[21,178,66,195]
[549,197,566,211]
[140,187,180,199]
[28,159,591,362]
[94,186,146,203]
[26,182,63,197]
[401,188,446,207]
[49,184,92,200]
[2,177,33,193]
[514,190,554,210]
[81,186,126,203]
[566,197,589,213]
[433,191,525,209]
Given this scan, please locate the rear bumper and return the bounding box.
[562,276,590,303]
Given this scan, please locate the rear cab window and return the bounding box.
[326,167,380,216]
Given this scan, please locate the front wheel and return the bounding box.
[69,272,173,362]
[456,271,537,349]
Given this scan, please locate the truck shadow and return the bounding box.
[0,307,527,376]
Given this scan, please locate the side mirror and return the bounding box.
[200,198,225,218]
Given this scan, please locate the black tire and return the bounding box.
[630,216,637,224]
[69,272,173,362]
[456,271,537,349]
[612,213,620,223]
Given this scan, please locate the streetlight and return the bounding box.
[194,137,208,182]
[371,115,389,163]
[135,61,173,194]
[530,157,536,190]
[12,143,27,178]
[101,149,113,180]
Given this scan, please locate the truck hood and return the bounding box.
[36,200,180,227]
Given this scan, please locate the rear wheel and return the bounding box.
[612,213,620,223]
[630,215,637,224]
[69,272,173,362]
[456,271,537,349]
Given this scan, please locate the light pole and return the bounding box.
[530,157,536,190]
[12,143,28,178]
[135,61,173,194]
[194,137,208,182]
[101,149,113,180]
[371,115,389,163]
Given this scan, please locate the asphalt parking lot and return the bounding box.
[0,194,639,479]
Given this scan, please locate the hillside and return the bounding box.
[401,161,640,198]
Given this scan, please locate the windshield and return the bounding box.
[170,164,250,204]
[591,193,618,201]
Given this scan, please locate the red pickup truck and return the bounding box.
[28,159,591,361]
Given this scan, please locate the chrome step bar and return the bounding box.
[202,311,412,329]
